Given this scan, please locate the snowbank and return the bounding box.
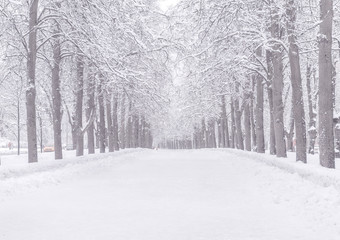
[216,148,340,192]
[0,149,143,199]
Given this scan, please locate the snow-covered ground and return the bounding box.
[1,149,340,240]
[0,147,28,155]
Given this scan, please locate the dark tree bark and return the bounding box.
[225,116,230,148]
[141,116,146,148]
[256,72,265,153]
[250,75,257,150]
[86,65,95,154]
[270,5,286,158]
[234,97,244,150]
[64,100,76,150]
[133,115,139,148]
[138,116,144,148]
[95,119,99,149]
[244,96,251,151]
[318,0,335,168]
[120,94,126,149]
[71,122,77,150]
[126,102,133,148]
[220,96,226,147]
[26,0,39,163]
[285,106,295,152]
[145,122,152,148]
[201,118,207,148]
[39,115,43,153]
[286,0,307,162]
[17,99,20,155]
[98,76,106,153]
[221,95,230,148]
[306,64,317,154]
[208,120,216,148]
[112,95,119,150]
[106,92,114,152]
[75,52,84,157]
[217,118,222,147]
[230,98,236,149]
[266,51,276,155]
[51,20,63,160]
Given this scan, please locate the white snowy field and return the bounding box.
[1,149,340,240]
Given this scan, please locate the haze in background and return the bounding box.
[158,0,180,11]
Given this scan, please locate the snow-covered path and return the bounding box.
[1,149,339,240]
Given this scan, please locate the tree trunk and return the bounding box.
[75,52,84,157]
[98,77,106,153]
[225,116,230,148]
[270,6,286,157]
[266,51,276,155]
[17,100,20,155]
[145,122,152,148]
[244,96,251,151]
[306,64,317,154]
[272,52,286,157]
[86,65,95,154]
[286,0,307,162]
[39,115,43,153]
[51,20,63,160]
[220,96,226,147]
[95,120,100,148]
[221,95,230,148]
[201,118,207,148]
[234,97,244,150]
[256,72,265,153]
[134,115,139,148]
[72,125,77,150]
[285,106,295,152]
[26,0,39,163]
[208,120,216,148]
[112,95,119,150]
[250,75,257,150]
[217,118,222,147]
[318,0,335,168]
[126,102,133,148]
[120,94,126,149]
[106,93,114,152]
[141,116,146,148]
[230,98,236,148]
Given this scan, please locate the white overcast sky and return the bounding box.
[158,0,181,11]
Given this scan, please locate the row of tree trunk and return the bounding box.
[66,57,154,157]
[24,0,155,163]
[160,0,335,170]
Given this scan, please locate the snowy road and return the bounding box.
[1,149,339,240]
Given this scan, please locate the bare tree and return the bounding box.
[250,76,257,150]
[98,76,106,153]
[75,52,84,156]
[266,50,276,155]
[318,0,335,168]
[86,64,96,154]
[112,95,120,150]
[286,0,307,162]
[26,0,39,163]
[106,91,114,152]
[269,4,286,158]
[51,18,63,160]
[244,95,251,151]
[120,94,126,149]
[306,64,317,154]
[230,98,236,148]
[234,99,244,150]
